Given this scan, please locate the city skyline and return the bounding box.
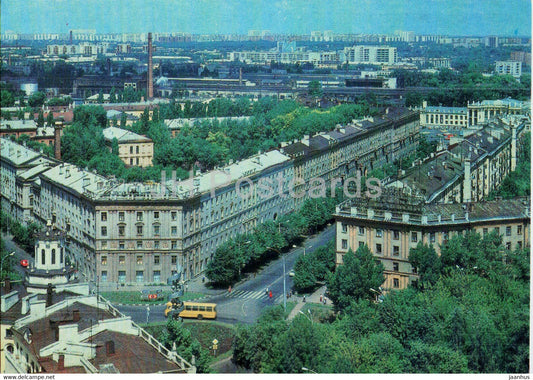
[1,0,531,36]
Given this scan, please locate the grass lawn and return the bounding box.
[300,303,334,322]
[142,320,236,362]
[100,291,205,305]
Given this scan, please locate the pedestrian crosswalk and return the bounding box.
[225,289,285,303]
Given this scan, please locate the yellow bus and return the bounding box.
[165,301,217,320]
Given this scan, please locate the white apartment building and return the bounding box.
[494,61,522,78]
[343,45,397,65]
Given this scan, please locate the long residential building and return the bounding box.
[334,190,530,291]
[391,118,527,204]
[2,108,419,284]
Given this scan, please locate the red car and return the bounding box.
[20,259,29,268]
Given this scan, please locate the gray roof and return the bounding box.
[102,127,151,143]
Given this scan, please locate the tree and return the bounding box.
[158,319,211,373]
[46,111,54,126]
[327,245,385,312]
[408,243,442,289]
[0,90,15,107]
[28,91,46,107]
[36,110,45,128]
[97,89,104,103]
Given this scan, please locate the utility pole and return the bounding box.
[280,223,286,313]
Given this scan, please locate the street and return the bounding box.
[117,224,335,325]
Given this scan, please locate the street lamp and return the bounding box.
[0,251,15,280]
[302,367,317,374]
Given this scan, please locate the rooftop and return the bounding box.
[164,116,253,130]
[0,138,51,167]
[102,126,151,143]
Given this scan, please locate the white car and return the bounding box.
[288,270,295,277]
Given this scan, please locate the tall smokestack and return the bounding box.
[239,67,242,86]
[54,121,62,160]
[69,30,73,45]
[147,32,153,99]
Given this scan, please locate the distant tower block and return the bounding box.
[147,32,154,99]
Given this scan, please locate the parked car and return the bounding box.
[288,269,295,277]
[20,259,29,268]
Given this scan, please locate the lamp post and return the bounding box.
[266,246,286,312]
[0,251,15,280]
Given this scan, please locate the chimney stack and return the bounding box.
[73,309,80,322]
[239,67,242,86]
[69,30,73,45]
[147,32,153,99]
[106,340,115,355]
[54,121,63,160]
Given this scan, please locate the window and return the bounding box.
[136,271,144,283]
[130,146,133,154]
[341,239,348,249]
[119,241,125,250]
[101,212,107,221]
[171,226,177,236]
[154,255,160,265]
[376,229,383,238]
[506,242,511,250]
[119,256,125,265]
[506,226,512,236]
[483,228,488,236]
[118,271,126,283]
[171,256,177,265]
[393,246,399,256]
[518,241,522,249]
[171,212,177,221]
[136,256,143,265]
[137,240,143,249]
[101,271,107,282]
[154,211,159,219]
[101,256,107,265]
[137,225,143,235]
[393,262,399,272]
[137,212,143,221]
[136,146,139,154]
[517,225,522,235]
[375,244,382,254]
[393,230,400,240]
[411,232,418,242]
[171,241,177,249]
[358,227,365,235]
[101,226,107,236]
[393,278,400,288]
[342,223,347,233]
[153,270,161,283]
[130,158,133,165]
[51,249,56,265]
[359,242,364,248]
[119,212,125,221]
[42,249,45,265]
[153,225,160,235]
[154,241,160,249]
[60,248,63,264]
[430,232,436,243]
[494,227,500,235]
[101,241,107,249]
[412,266,418,274]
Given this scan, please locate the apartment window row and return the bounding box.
[103,270,162,283]
[102,254,176,265]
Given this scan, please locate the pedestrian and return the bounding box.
[269,290,273,299]
[228,285,232,293]
[265,287,269,295]
[303,295,306,303]
[202,276,205,283]
[323,298,326,305]
[320,294,323,303]
[287,292,290,299]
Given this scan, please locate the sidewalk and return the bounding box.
[287,285,329,320]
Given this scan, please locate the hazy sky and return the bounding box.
[1,0,531,36]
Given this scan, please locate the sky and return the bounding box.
[1,0,531,36]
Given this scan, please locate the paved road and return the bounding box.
[117,224,336,325]
[1,233,34,281]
